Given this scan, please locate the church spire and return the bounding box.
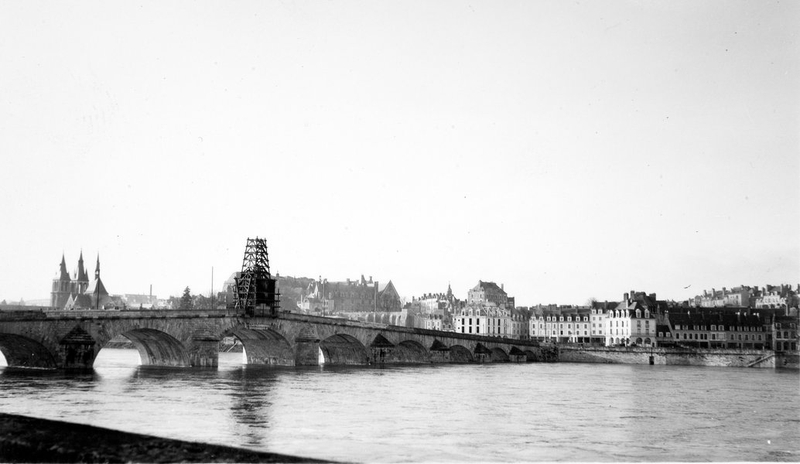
[77,250,88,282]
[95,253,100,279]
[58,254,70,281]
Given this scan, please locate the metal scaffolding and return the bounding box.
[233,237,280,317]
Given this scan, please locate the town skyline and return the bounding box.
[8,247,800,309]
[1,1,797,307]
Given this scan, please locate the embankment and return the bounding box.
[0,413,329,463]
[557,345,799,369]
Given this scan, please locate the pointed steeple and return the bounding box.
[58,254,70,281]
[95,253,100,279]
[77,250,88,282]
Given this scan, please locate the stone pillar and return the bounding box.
[59,340,96,369]
[188,336,220,368]
[430,349,450,363]
[59,325,97,369]
[295,337,321,366]
[370,346,398,364]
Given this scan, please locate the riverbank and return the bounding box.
[557,345,800,369]
[0,413,330,463]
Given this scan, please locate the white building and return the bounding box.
[605,295,657,346]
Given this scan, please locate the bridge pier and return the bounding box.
[187,337,220,368]
[429,340,450,363]
[508,347,527,363]
[294,337,321,366]
[59,326,97,369]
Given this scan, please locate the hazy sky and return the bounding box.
[1,0,797,306]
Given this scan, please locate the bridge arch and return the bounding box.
[320,334,369,365]
[121,329,190,367]
[522,349,538,362]
[396,340,430,363]
[0,334,58,369]
[490,347,510,362]
[225,327,294,366]
[449,344,473,363]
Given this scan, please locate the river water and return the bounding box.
[0,349,798,462]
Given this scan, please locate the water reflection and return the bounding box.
[221,366,278,447]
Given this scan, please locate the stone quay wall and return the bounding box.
[557,345,790,369]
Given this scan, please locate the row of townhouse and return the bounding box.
[687,284,799,310]
[666,309,798,351]
[525,290,799,352]
[529,291,660,347]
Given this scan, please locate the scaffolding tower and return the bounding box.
[233,237,280,317]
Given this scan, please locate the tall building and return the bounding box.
[300,275,402,315]
[50,252,109,310]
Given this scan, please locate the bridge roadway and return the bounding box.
[0,308,548,369]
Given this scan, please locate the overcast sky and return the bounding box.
[0,0,797,306]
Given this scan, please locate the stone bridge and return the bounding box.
[0,308,549,369]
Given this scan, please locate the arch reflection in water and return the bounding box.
[93,347,141,368]
[223,363,278,448]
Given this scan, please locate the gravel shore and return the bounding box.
[0,413,332,463]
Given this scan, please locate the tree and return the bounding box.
[180,287,194,310]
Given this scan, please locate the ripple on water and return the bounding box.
[0,354,798,462]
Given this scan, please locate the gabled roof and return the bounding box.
[378,280,397,295]
[473,281,505,294]
[73,293,93,309]
[84,277,108,297]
